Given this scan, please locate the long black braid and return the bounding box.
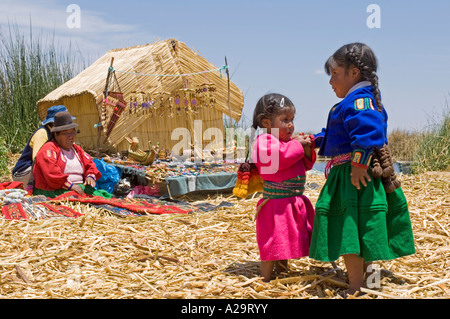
[346,45,383,112]
[326,43,401,192]
[325,43,383,113]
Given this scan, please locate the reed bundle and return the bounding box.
[0,171,448,299]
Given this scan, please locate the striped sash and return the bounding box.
[324,152,352,178]
[263,175,306,199]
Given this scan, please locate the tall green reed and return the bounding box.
[0,23,85,153]
[412,102,450,173]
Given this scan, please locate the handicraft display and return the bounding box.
[100,61,223,142]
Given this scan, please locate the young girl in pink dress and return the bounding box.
[251,93,316,281]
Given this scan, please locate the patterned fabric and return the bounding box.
[354,97,375,111]
[1,203,28,220]
[263,175,306,199]
[351,149,373,169]
[34,184,113,199]
[53,192,190,215]
[38,202,83,218]
[0,182,24,190]
[92,204,143,217]
[324,153,352,178]
[1,200,82,220]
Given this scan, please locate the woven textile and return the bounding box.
[324,153,351,178]
[1,201,82,220]
[0,181,24,190]
[38,202,83,218]
[1,203,28,220]
[262,175,306,199]
[54,192,190,215]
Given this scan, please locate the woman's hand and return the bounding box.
[70,184,85,195]
[350,165,371,190]
[84,176,96,188]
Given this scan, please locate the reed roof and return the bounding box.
[36,39,244,150]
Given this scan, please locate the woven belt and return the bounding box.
[324,152,352,178]
[263,175,306,199]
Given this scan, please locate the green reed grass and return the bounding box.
[388,129,420,162]
[412,103,450,173]
[0,23,85,153]
[0,139,9,176]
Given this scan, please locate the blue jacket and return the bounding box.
[314,86,388,168]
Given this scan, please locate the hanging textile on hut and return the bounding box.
[102,58,127,142]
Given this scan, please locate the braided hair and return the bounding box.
[252,93,295,130]
[324,43,383,112]
[246,93,295,161]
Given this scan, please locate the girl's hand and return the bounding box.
[350,166,371,190]
[71,184,85,195]
[293,133,312,160]
[293,133,311,146]
[84,176,96,188]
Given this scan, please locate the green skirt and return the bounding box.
[309,162,415,262]
[34,184,113,199]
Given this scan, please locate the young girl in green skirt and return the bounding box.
[309,43,415,296]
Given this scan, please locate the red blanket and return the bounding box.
[1,202,82,220]
[0,181,23,190]
[53,192,189,215]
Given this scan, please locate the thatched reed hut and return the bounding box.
[37,39,244,154]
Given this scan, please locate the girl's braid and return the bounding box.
[252,95,286,129]
[347,48,383,112]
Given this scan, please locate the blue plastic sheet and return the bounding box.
[93,159,121,193]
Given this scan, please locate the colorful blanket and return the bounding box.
[1,201,82,220]
[0,181,24,190]
[1,185,234,220]
[53,191,190,215]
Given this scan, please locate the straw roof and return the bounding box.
[37,39,244,151]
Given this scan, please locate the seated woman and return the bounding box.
[12,105,72,187]
[33,111,112,198]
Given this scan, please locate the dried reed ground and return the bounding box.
[0,171,449,299]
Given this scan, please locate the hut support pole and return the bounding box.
[97,57,115,153]
[225,57,234,156]
[225,57,233,128]
[104,57,115,97]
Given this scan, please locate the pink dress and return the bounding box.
[252,133,316,261]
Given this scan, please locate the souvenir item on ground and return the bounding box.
[233,161,263,199]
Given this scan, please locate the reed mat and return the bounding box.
[0,172,448,299]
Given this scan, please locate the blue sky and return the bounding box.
[1,0,450,134]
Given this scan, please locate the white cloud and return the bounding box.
[0,0,147,57]
[314,69,325,75]
[0,0,135,33]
